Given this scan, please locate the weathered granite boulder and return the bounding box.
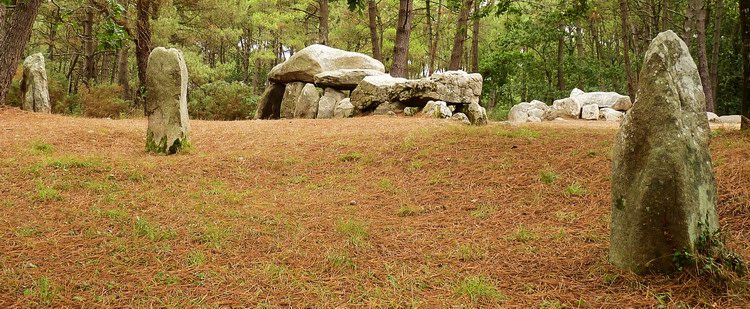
[600,108,624,122]
[145,47,191,154]
[294,83,320,119]
[706,112,719,122]
[422,100,452,118]
[581,104,600,120]
[465,102,488,126]
[508,100,548,123]
[717,115,741,124]
[374,101,406,115]
[570,88,585,97]
[254,82,285,120]
[551,98,582,119]
[21,53,51,113]
[280,82,305,119]
[451,113,471,125]
[610,30,719,274]
[333,98,354,118]
[314,69,386,90]
[269,44,385,83]
[573,92,632,111]
[404,107,420,116]
[350,75,408,112]
[317,88,346,119]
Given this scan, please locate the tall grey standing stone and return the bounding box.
[610,31,719,274]
[294,83,320,119]
[280,82,305,119]
[145,47,191,154]
[21,53,51,113]
[316,88,346,119]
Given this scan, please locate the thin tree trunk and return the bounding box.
[367,0,382,61]
[470,0,480,73]
[429,0,442,74]
[620,0,636,99]
[449,0,473,70]
[319,0,329,45]
[696,0,715,112]
[136,0,152,114]
[118,44,132,100]
[0,0,44,104]
[391,0,414,77]
[710,0,724,106]
[426,0,433,73]
[739,0,750,129]
[556,30,565,91]
[83,2,96,84]
[684,0,698,47]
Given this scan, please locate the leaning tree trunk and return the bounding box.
[449,0,473,70]
[740,0,750,130]
[0,0,44,105]
[391,0,414,77]
[696,0,715,112]
[367,0,382,61]
[136,0,152,115]
[620,0,636,99]
[319,0,329,45]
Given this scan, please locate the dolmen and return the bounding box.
[508,89,632,123]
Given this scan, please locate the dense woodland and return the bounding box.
[0,0,748,121]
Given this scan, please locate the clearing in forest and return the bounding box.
[0,108,748,307]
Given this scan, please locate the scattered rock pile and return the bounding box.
[508,89,632,123]
[254,45,487,125]
[21,53,51,113]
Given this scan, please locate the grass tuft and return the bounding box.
[335,219,368,247]
[455,276,505,303]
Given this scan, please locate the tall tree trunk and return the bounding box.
[684,0,698,47]
[429,0,443,74]
[710,0,724,106]
[136,0,152,115]
[319,0,329,45]
[662,0,673,30]
[0,0,44,105]
[426,0,433,73]
[449,0,473,70]
[391,0,414,77]
[367,0,382,61]
[118,44,132,100]
[696,0,715,112]
[740,0,750,129]
[620,0,636,99]
[83,2,96,85]
[556,30,565,91]
[470,0,480,73]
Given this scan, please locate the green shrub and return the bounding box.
[189,81,258,120]
[81,84,131,118]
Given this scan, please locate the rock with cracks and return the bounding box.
[314,69,386,90]
[21,53,51,113]
[294,84,320,119]
[316,88,347,119]
[610,31,719,274]
[269,44,385,84]
[145,47,191,154]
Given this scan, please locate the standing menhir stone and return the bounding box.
[145,47,191,154]
[610,31,719,274]
[21,53,51,113]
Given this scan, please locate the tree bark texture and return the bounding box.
[620,0,636,99]
[136,0,152,114]
[470,0,480,73]
[367,0,382,61]
[740,0,750,129]
[319,0,329,45]
[391,0,413,77]
[695,0,715,112]
[449,0,473,70]
[710,0,724,106]
[0,0,44,105]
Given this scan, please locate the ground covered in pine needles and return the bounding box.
[1,107,749,307]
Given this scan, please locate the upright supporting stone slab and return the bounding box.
[609,31,719,274]
[21,53,51,113]
[145,47,191,154]
[254,82,285,120]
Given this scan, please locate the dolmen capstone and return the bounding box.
[254,44,487,125]
[508,89,631,123]
[609,30,720,274]
[145,47,191,154]
[21,53,51,113]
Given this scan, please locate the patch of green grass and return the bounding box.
[453,243,487,261]
[335,219,368,247]
[539,299,564,308]
[263,263,287,280]
[338,152,363,162]
[563,182,587,197]
[408,159,424,171]
[186,250,206,267]
[396,205,418,217]
[15,227,42,237]
[47,156,100,170]
[104,208,128,220]
[134,217,175,241]
[154,271,179,286]
[23,276,55,304]
[34,182,62,202]
[553,211,578,223]
[454,276,505,303]
[470,204,496,219]
[538,170,559,184]
[197,223,233,249]
[30,141,54,155]
[377,178,397,192]
[288,175,309,184]
[327,252,355,270]
[507,225,537,243]
[83,180,120,194]
[497,128,541,140]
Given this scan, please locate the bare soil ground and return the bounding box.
[1,107,749,307]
